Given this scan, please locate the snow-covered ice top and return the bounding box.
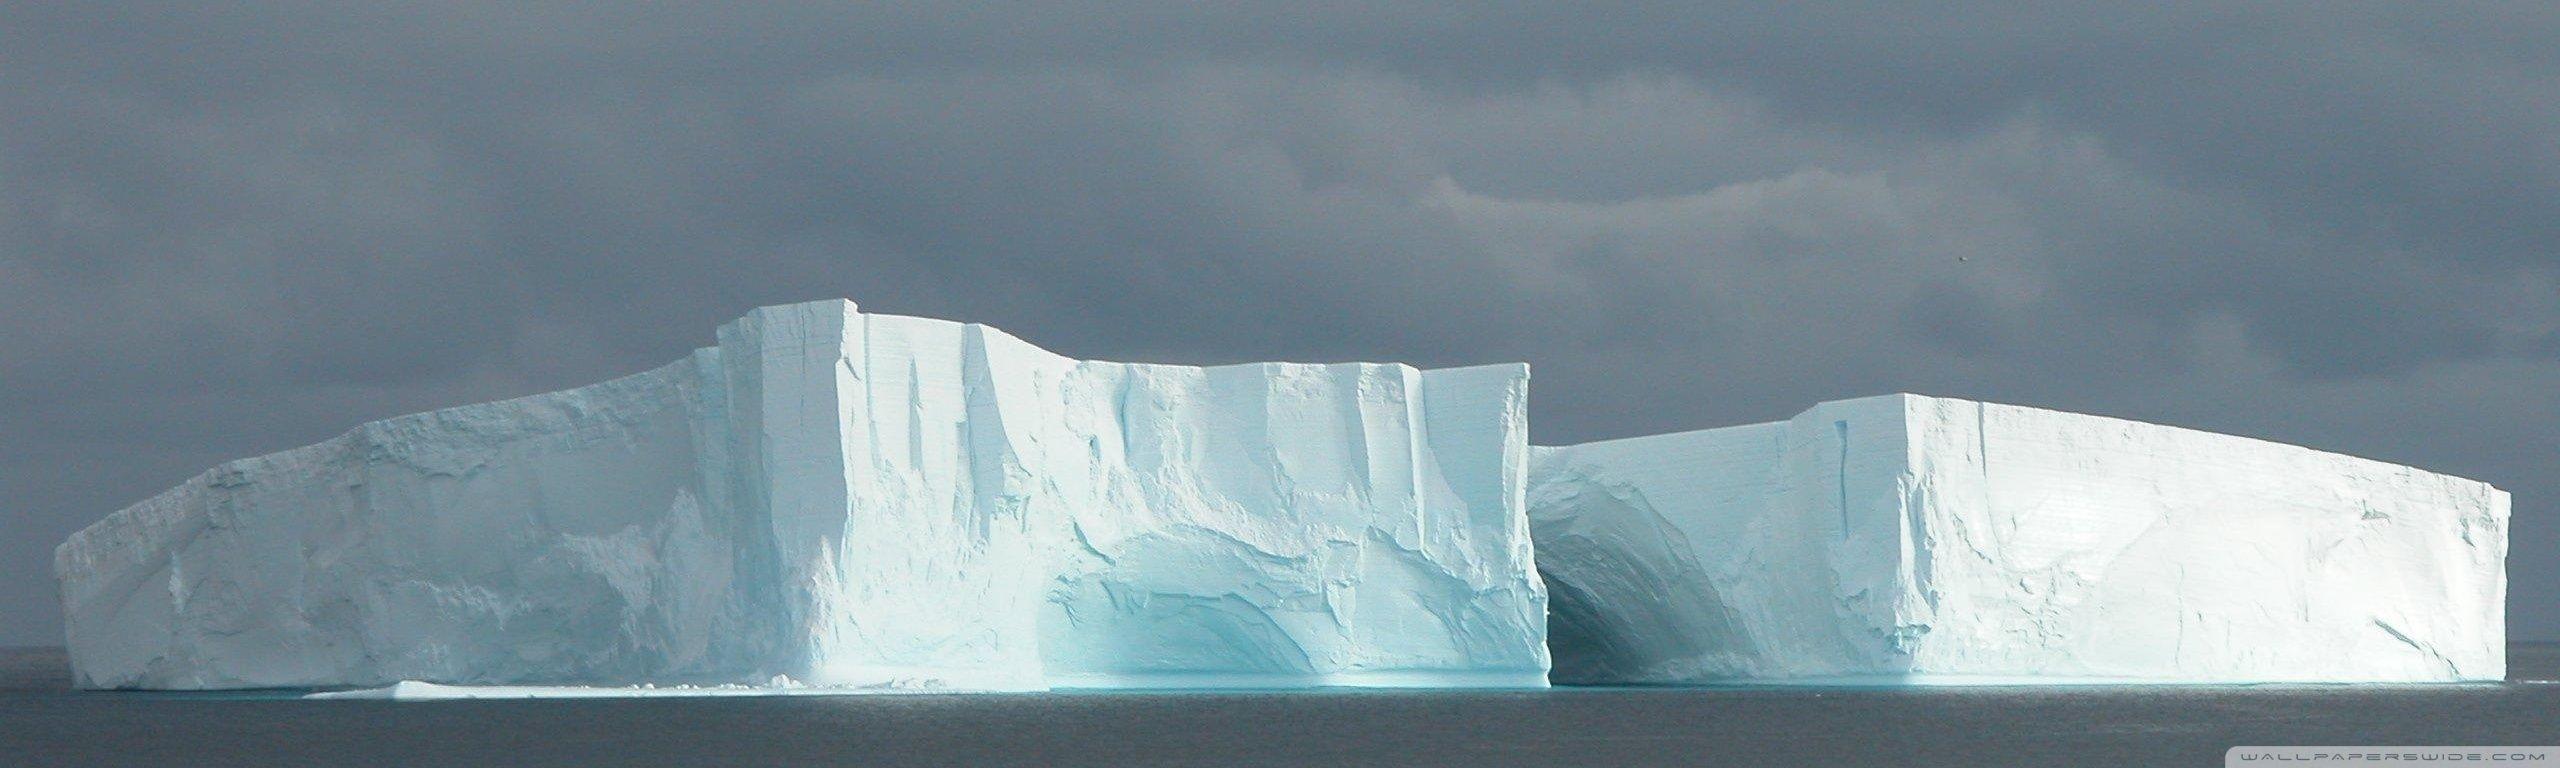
[55,300,1549,691]
[1530,394,2507,684]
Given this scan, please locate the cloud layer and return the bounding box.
[5,4,2556,644]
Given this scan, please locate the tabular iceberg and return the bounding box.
[1530,394,2508,684]
[54,299,2512,694]
[55,300,1549,691]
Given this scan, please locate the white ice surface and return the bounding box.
[56,300,1547,692]
[1529,394,2508,685]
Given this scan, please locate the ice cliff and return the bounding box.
[1530,394,2508,684]
[55,303,2510,693]
[55,300,1549,691]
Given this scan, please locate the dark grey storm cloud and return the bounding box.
[3,3,2556,645]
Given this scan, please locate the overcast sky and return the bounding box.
[4,4,2556,645]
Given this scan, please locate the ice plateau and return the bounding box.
[1529,394,2508,685]
[55,300,1549,691]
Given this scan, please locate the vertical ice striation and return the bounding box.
[54,300,1548,691]
[1530,394,2508,684]
[1027,360,1546,687]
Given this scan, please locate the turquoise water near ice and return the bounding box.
[6,645,2556,767]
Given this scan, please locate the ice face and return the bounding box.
[55,306,2506,693]
[1530,394,2508,684]
[54,300,1549,691]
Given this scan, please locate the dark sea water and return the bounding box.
[4,645,2556,767]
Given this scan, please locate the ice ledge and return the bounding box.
[308,670,1557,700]
[304,681,902,700]
[1044,670,1552,690]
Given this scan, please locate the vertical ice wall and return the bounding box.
[710,303,1052,690]
[1529,394,2508,684]
[1026,359,1545,688]
[54,299,1547,691]
[1893,396,2506,682]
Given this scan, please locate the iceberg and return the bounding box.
[52,300,2510,694]
[1529,394,2508,685]
[54,300,1549,691]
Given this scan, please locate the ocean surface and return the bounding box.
[4,645,2555,767]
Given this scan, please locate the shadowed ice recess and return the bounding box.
[51,300,2505,698]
